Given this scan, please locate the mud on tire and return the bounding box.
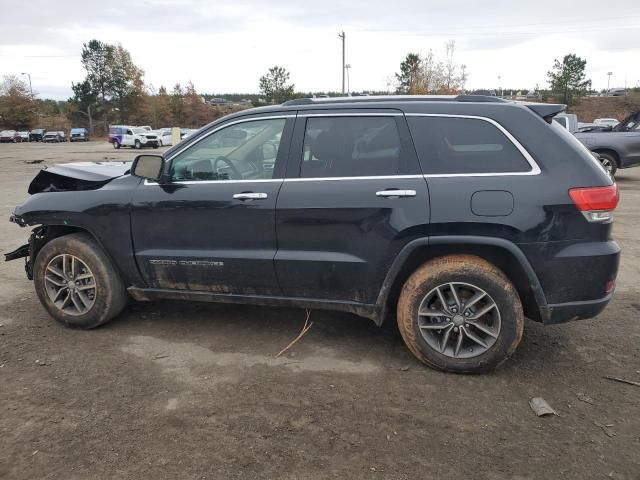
[397,255,524,373]
[33,233,128,329]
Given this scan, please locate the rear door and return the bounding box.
[274,110,430,304]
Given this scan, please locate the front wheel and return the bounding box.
[33,233,128,329]
[397,255,524,373]
[134,140,141,149]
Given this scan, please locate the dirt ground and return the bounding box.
[0,141,638,480]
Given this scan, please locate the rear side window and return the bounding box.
[301,116,401,178]
[407,116,532,174]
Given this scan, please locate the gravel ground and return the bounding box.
[0,141,638,480]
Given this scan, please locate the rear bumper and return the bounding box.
[545,293,613,324]
[520,240,620,324]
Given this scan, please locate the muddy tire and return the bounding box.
[33,233,128,329]
[397,255,524,373]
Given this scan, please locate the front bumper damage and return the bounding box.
[4,224,47,280]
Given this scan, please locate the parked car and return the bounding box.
[575,111,640,176]
[70,128,89,142]
[0,130,22,143]
[5,95,619,373]
[17,131,30,142]
[29,129,46,142]
[180,128,196,140]
[154,128,173,146]
[609,88,626,97]
[43,131,65,143]
[594,118,619,128]
[108,125,160,149]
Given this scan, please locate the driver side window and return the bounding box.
[170,118,286,181]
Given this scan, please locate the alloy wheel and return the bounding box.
[417,282,501,359]
[600,158,613,175]
[44,254,96,315]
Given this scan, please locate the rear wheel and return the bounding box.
[33,233,128,329]
[597,152,617,177]
[397,255,524,373]
[113,140,121,149]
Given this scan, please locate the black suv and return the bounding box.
[5,96,620,373]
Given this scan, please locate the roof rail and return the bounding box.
[281,94,507,106]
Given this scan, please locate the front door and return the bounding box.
[274,110,430,304]
[131,115,294,295]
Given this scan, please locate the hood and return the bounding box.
[28,161,132,194]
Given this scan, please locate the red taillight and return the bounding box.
[569,184,619,222]
[569,184,619,211]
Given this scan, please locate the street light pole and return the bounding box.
[21,72,33,99]
[339,31,345,94]
[607,72,613,94]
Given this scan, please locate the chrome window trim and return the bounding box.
[145,115,294,186]
[144,178,283,186]
[284,175,423,182]
[405,113,541,177]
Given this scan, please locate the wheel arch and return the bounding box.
[28,224,122,281]
[591,148,620,166]
[375,236,549,326]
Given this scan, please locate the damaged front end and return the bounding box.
[4,226,49,280]
[5,161,133,279]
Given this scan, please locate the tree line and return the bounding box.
[0,39,626,133]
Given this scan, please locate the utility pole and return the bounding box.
[339,31,346,94]
[345,64,351,94]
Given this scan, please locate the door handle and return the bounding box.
[232,192,268,200]
[376,189,417,198]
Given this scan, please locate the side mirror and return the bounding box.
[131,154,165,181]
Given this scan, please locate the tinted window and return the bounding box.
[300,116,401,178]
[170,118,286,181]
[407,116,531,174]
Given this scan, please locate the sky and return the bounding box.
[1,0,639,100]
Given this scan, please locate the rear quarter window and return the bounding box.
[407,116,532,174]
